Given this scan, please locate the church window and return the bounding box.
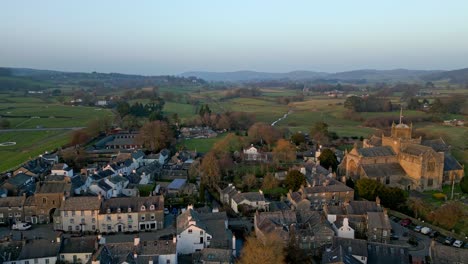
[427,178,433,187]
[428,162,435,172]
[385,177,390,185]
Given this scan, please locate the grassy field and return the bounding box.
[177,134,227,153]
[0,130,71,172]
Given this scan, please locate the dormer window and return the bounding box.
[141,205,146,211]
[106,208,111,214]
[117,208,121,213]
[150,205,155,211]
[128,207,132,213]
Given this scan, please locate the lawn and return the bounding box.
[177,134,228,153]
[0,130,71,172]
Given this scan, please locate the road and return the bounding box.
[390,219,431,257]
[0,127,85,133]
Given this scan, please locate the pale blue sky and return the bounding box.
[1,0,468,75]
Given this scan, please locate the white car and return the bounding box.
[420,227,432,235]
[12,222,32,230]
[453,240,463,248]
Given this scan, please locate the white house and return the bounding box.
[104,175,129,197]
[335,217,355,239]
[71,175,92,195]
[59,196,102,232]
[89,181,113,199]
[176,205,233,255]
[243,145,267,161]
[51,163,73,177]
[3,238,61,264]
[231,191,269,213]
[60,236,97,264]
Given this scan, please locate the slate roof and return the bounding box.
[61,237,96,254]
[62,196,102,211]
[36,181,70,193]
[97,181,112,191]
[108,175,128,184]
[322,245,361,264]
[367,242,409,264]
[96,240,176,264]
[131,150,145,160]
[361,163,406,178]
[443,153,463,171]
[255,210,297,241]
[332,237,368,259]
[193,248,232,264]
[232,192,265,203]
[268,201,290,212]
[346,201,382,215]
[302,179,353,194]
[430,243,468,264]
[101,196,163,214]
[52,163,68,170]
[367,212,391,230]
[0,196,26,208]
[71,175,87,189]
[367,135,382,146]
[167,179,186,190]
[357,146,395,157]
[5,174,32,187]
[422,138,449,152]
[18,239,61,260]
[401,144,433,156]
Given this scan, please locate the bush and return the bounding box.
[432,193,447,200]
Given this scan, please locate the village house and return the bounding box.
[104,133,142,150]
[176,205,233,255]
[58,196,102,232]
[193,248,234,264]
[242,145,268,162]
[366,211,392,244]
[298,178,354,209]
[2,238,61,264]
[51,163,74,177]
[60,236,98,264]
[230,190,269,213]
[91,236,177,264]
[0,195,26,225]
[71,174,91,195]
[254,210,334,256]
[98,196,164,233]
[103,175,129,197]
[89,181,113,199]
[1,173,35,196]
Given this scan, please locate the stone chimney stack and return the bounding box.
[134,236,140,246]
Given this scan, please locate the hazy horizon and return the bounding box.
[1,1,468,75]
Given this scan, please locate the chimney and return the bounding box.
[56,234,61,244]
[134,236,140,246]
[98,194,102,200]
[343,218,349,227]
[232,234,236,257]
[376,196,380,206]
[172,236,177,244]
[258,189,263,195]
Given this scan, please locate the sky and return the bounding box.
[1,1,468,75]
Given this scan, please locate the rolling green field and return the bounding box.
[0,93,114,172]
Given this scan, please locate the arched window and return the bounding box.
[150,205,155,211]
[141,205,146,211]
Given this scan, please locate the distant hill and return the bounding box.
[180,70,328,82]
[181,69,443,82]
[422,68,468,84]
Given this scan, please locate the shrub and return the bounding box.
[432,193,447,200]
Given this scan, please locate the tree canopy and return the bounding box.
[238,234,285,264]
[285,169,306,192]
[318,148,338,172]
[136,120,174,152]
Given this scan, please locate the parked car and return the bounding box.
[12,222,32,230]
[421,227,432,235]
[429,230,439,238]
[445,237,456,245]
[453,240,463,248]
[400,218,412,227]
[414,226,422,232]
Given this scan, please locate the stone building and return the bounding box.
[34,181,71,223]
[340,112,462,191]
[0,196,26,225]
[58,196,102,232]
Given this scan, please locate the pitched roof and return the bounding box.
[346,201,382,215]
[63,196,102,211]
[255,211,297,241]
[361,163,406,178]
[167,179,187,190]
[101,196,163,214]
[302,179,353,194]
[193,248,232,263]
[367,212,391,230]
[0,196,26,208]
[430,243,468,264]
[422,138,449,152]
[401,144,434,156]
[61,237,96,254]
[97,181,112,191]
[71,175,87,189]
[131,150,145,160]
[18,239,61,260]
[357,146,395,157]
[36,181,70,193]
[443,153,463,171]
[5,174,33,187]
[232,192,266,203]
[332,237,368,258]
[367,135,382,146]
[367,242,409,264]
[52,163,68,170]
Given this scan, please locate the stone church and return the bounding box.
[339,112,464,191]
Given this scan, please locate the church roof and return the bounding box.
[361,163,406,178]
[367,135,382,146]
[357,146,395,157]
[422,138,449,152]
[443,153,463,171]
[401,144,433,156]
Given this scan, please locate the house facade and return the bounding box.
[58,196,102,232]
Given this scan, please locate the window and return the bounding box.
[34,259,38,264]
[128,224,132,229]
[92,225,96,230]
[428,178,434,187]
[64,211,68,217]
[385,177,390,185]
[150,215,155,220]
[188,229,193,234]
[52,200,55,205]
[166,260,170,264]
[76,225,80,231]
[68,226,72,231]
[71,210,75,216]
[25,261,29,264]
[107,216,111,221]
[81,210,84,216]
[383,230,388,236]
[117,215,122,220]
[107,225,111,231]
[81,218,85,224]
[200,230,203,235]
[141,216,145,221]
[92,218,96,223]
[150,205,155,210]
[42,198,47,204]
[70,219,74,224]
[428,162,435,172]
[141,205,146,211]
[128,215,132,219]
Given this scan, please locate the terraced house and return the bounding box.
[57,196,102,232]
